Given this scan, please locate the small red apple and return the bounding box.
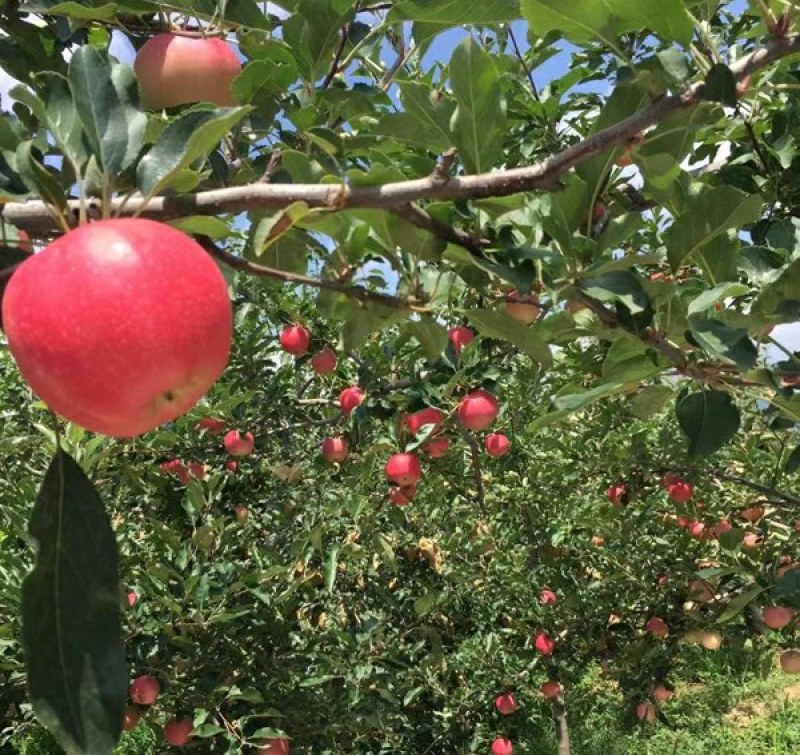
[657,575,669,587]
[652,685,673,702]
[426,436,450,458]
[310,348,337,374]
[763,606,794,630]
[2,219,232,437]
[134,33,241,110]
[390,485,417,506]
[458,389,499,431]
[385,453,421,487]
[540,589,557,606]
[235,504,249,524]
[541,681,561,698]
[688,520,706,539]
[322,437,349,463]
[646,617,669,638]
[258,739,290,755]
[666,479,693,503]
[159,459,183,475]
[339,386,364,415]
[225,460,238,473]
[485,433,511,457]
[280,324,310,356]
[636,701,656,723]
[196,417,226,434]
[712,519,732,538]
[491,737,513,755]
[605,483,626,507]
[448,325,474,355]
[405,407,445,435]
[163,717,193,747]
[123,706,141,731]
[130,675,160,705]
[126,591,138,608]
[494,692,517,715]
[224,430,254,457]
[534,632,555,656]
[780,650,800,673]
[742,532,762,549]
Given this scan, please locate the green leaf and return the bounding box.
[283,0,351,84]
[631,385,674,419]
[22,1,119,20]
[703,63,738,107]
[448,38,506,173]
[391,0,521,24]
[772,571,800,610]
[581,271,650,314]
[404,318,449,363]
[168,216,232,240]
[689,318,757,369]
[676,390,741,456]
[786,445,800,475]
[718,584,766,624]
[15,141,68,215]
[552,382,624,412]
[753,258,800,322]
[665,186,763,270]
[467,310,552,367]
[688,283,750,316]
[342,304,406,352]
[136,107,251,196]
[22,451,125,755]
[376,83,455,153]
[601,338,663,384]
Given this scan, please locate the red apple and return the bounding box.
[491,737,513,755]
[339,386,364,415]
[196,417,226,434]
[163,717,193,747]
[390,485,417,506]
[426,436,450,458]
[504,291,540,324]
[385,453,421,487]
[541,681,561,698]
[652,685,673,702]
[2,219,232,437]
[742,532,762,549]
[187,462,205,480]
[134,33,241,109]
[226,460,238,473]
[780,650,800,673]
[540,589,557,606]
[127,591,138,608]
[159,459,183,475]
[605,483,626,507]
[310,348,337,374]
[280,324,310,356]
[130,675,160,705]
[741,505,765,523]
[712,519,732,538]
[448,325,474,355]
[689,580,715,603]
[494,692,517,715]
[458,389,499,431]
[534,632,555,656]
[763,606,794,630]
[666,479,693,503]
[123,706,141,731]
[322,436,349,463]
[646,617,669,638]
[636,701,656,723]
[688,520,706,539]
[657,575,669,587]
[258,739,290,755]
[224,430,254,457]
[235,504,249,524]
[485,433,511,457]
[405,407,445,435]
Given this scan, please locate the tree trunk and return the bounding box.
[552,695,571,755]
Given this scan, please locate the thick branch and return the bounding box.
[552,695,571,755]
[7,35,800,234]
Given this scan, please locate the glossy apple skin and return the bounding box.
[134,33,241,109]
[3,219,231,437]
[458,389,499,431]
[485,432,511,457]
[311,348,337,374]
[322,437,349,463]
[385,453,421,486]
[164,717,193,746]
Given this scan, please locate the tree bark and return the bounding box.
[552,695,571,755]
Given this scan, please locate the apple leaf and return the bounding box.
[391,0,520,24]
[772,570,800,610]
[689,318,757,369]
[676,390,741,457]
[467,309,552,367]
[786,445,800,475]
[717,583,766,623]
[22,451,126,755]
[581,271,650,314]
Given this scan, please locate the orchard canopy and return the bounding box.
[2,1,800,754]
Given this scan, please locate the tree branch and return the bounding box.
[7,34,800,234]
[712,471,800,505]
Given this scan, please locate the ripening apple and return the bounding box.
[134,33,241,110]
[646,617,669,638]
[741,505,765,523]
[605,483,626,507]
[196,417,226,434]
[259,739,290,755]
[494,693,517,715]
[235,504,249,524]
[339,386,364,415]
[322,437,349,463]
[666,478,693,503]
[652,685,674,702]
[426,436,450,459]
[763,606,794,630]
[390,485,417,506]
[701,630,723,650]
[130,675,160,705]
[385,453,421,487]
[780,650,800,673]
[226,460,238,473]
[458,389,499,431]
[405,407,445,435]
[636,701,656,723]
[164,717,193,747]
[123,706,141,732]
[504,291,540,324]
[491,737,513,755]
[127,591,138,608]
[541,681,561,698]
[742,532,762,549]
[310,348,337,374]
[534,632,555,656]
[2,219,232,437]
[280,324,310,356]
[485,433,511,457]
[224,430,254,457]
[688,580,715,603]
[688,520,706,539]
[448,325,474,355]
[712,519,732,538]
[540,589,557,606]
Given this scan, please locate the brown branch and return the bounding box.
[391,203,489,257]
[712,471,800,505]
[8,34,800,234]
[552,695,572,755]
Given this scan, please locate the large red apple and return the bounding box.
[763,605,794,630]
[224,430,254,456]
[405,407,445,435]
[458,389,499,431]
[448,325,474,355]
[385,453,421,486]
[280,324,310,355]
[134,33,241,110]
[130,675,160,705]
[494,692,517,715]
[339,386,364,415]
[163,717,193,747]
[491,737,513,755]
[310,348,337,374]
[2,219,231,437]
[485,432,510,457]
[259,739,290,755]
[322,436,348,463]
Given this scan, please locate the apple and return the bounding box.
[390,485,417,506]
[310,348,337,374]
[742,532,762,549]
[689,580,714,603]
[763,605,794,630]
[2,219,232,437]
[385,453,421,487]
[134,33,241,109]
[712,519,732,538]
[504,291,540,324]
[741,505,765,523]
[159,459,183,475]
[593,202,606,221]
[682,629,704,644]
[458,389,499,431]
[235,504,249,524]
[187,462,205,480]
[426,436,450,458]
[196,417,226,434]
[540,589,557,606]
[780,650,800,673]
[448,325,474,355]
[534,631,555,656]
[226,460,238,473]
[259,739,290,755]
[280,324,310,356]
[645,617,668,638]
[605,483,626,507]
[405,407,445,435]
[322,436,349,463]
[123,706,141,731]
[485,432,511,457]
[491,737,513,755]
[657,575,669,587]
[494,692,517,715]
[652,685,674,702]
[224,430,254,457]
[636,701,656,723]
[688,521,706,539]
[339,386,364,415]
[541,681,561,698]
[666,478,693,503]
[127,591,138,608]
[130,675,160,705]
[701,630,723,650]
[163,717,193,747]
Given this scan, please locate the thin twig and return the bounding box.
[321,25,350,90]
[713,471,800,505]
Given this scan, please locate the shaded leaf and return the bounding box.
[676,390,741,456]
